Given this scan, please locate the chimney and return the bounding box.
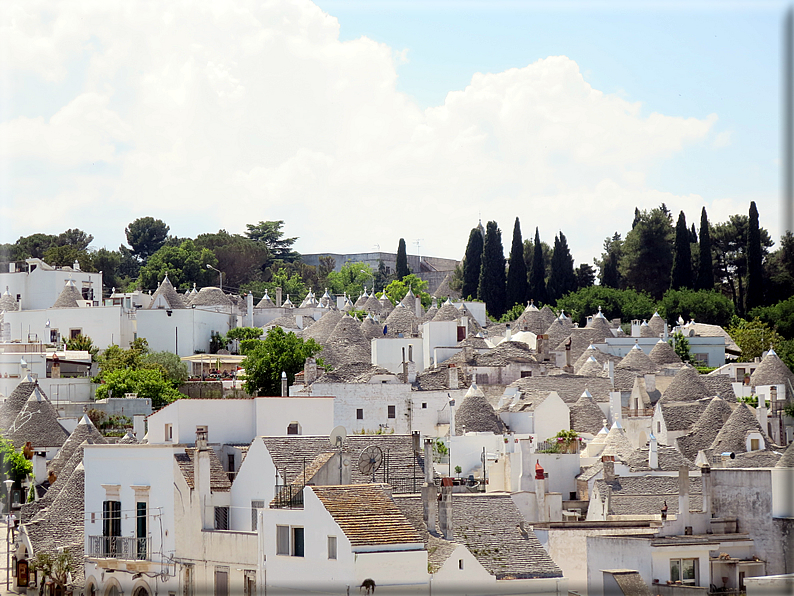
[649,433,658,469]
[448,366,459,390]
[535,460,548,523]
[609,391,622,424]
[275,287,283,308]
[505,324,512,342]
[195,426,212,530]
[281,371,288,396]
[438,477,454,540]
[296,314,303,329]
[422,439,438,531]
[460,316,469,338]
[406,360,417,384]
[415,296,422,319]
[700,464,712,516]
[412,431,420,453]
[33,452,48,484]
[303,357,317,385]
[602,456,615,482]
[757,397,768,431]
[608,360,615,386]
[463,345,473,362]
[401,347,408,383]
[631,319,641,337]
[246,292,254,327]
[678,466,690,532]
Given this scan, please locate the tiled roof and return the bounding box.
[616,345,658,374]
[676,397,735,462]
[314,363,394,384]
[660,399,711,432]
[610,570,654,596]
[312,484,423,547]
[414,366,472,391]
[625,445,696,472]
[649,340,681,366]
[569,391,606,434]
[174,447,232,492]
[5,390,69,448]
[710,403,775,455]
[596,476,702,516]
[261,435,427,486]
[454,384,505,435]
[750,349,794,389]
[147,274,186,309]
[52,279,82,309]
[47,414,106,477]
[301,310,343,344]
[776,441,794,468]
[508,374,613,403]
[659,366,711,404]
[702,375,737,401]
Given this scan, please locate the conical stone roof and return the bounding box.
[515,302,546,334]
[363,294,382,315]
[586,310,613,337]
[192,286,232,307]
[649,339,682,366]
[119,430,139,444]
[302,310,343,344]
[360,315,382,340]
[710,403,774,455]
[256,289,276,309]
[6,389,69,448]
[639,322,657,338]
[147,274,186,309]
[321,314,372,368]
[0,287,18,311]
[574,345,609,373]
[400,288,416,309]
[383,303,420,337]
[677,397,735,462]
[354,290,369,309]
[379,294,394,316]
[48,414,106,477]
[616,344,658,374]
[659,366,710,404]
[750,348,794,389]
[433,300,461,322]
[454,384,504,435]
[648,312,666,337]
[578,356,606,377]
[569,390,606,434]
[544,318,571,348]
[0,379,41,430]
[601,421,635,462]
[539,305,558,329]
[776,441,794,468]
[52,278,82,309]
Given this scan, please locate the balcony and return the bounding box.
[87,536,150,560]
[272,485,304,509]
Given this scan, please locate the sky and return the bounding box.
[0,0,789,267]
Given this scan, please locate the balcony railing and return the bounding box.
[88,536,150,560]
[272,485,304,509]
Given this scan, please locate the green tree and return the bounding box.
[65,334,98,360]
[56,228,93,251]
[668,331,693,363]
[31,550,76,596]
[658,289,735,328]
[92,248,123,294]
[746,201,764,310]
[575,264,596,289]
[530,227,548,305]
[547,231,577,303]
[0,436,32,483]
[326,262,374,298]
[125,217,170,262]
[750,296,794,339]
[555,286,656,328]
[95,368,183,408]
[728,317,783,361]
[226,327,265,341]
[138,239,218,290]
[195,230,269,290]
[396,238,410,279]
[242,327,324,395]
[619,207,674,299]
[142,351,189,386]
[764,231,794,304]
[695,207,714,290]
[96,338,151,376]
[478,221,507,319]
[15,233,58,259]
[244,220,300,262]
[596,233,623,288]
[671,211,693,289]
[242,268,308,305]
[42,244,94,270]
[382,274,431,308]
[505,217,529,309]
[461,228,484,300]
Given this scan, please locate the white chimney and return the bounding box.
[438,479,453,540]
[246,292,254,327]
[448,366,459,390]
[505,324,512,342]
[649,433,658,469]
[195,426,212,530]
[535,461,548,523]
[281,371,288,396]
[422,439,438,531]
[757,397,768,433]
[678,466,690,531]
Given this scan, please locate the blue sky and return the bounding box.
[0,0,789,264]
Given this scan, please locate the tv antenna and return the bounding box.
[358,445,383,482]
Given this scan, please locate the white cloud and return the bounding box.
[713,130,732,148]
[1,0,732,267]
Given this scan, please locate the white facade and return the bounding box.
[0,260,102,310]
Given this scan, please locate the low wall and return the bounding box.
[178,381,224,399]
[57,397,152,418]
[652,584,708,596]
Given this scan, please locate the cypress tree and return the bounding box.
[396,238,410,279]
[461,228,484,300]
[671,211,693,289]
[505,217,529,309]
[746,201,764,309]
[547,231,577,302]
[696,207,714,290]
[530,227,547,305]
[478,221,507,318]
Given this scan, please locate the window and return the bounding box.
[357,408,364,420]
[328,536,337,560]
[287,422,299,435]
[165,424,173,442]
[520,371,532,378]
[292,527,305,557]
[751,438,760,451]
[214,507,229,530]
[70,328,82,339]
[458,559,464,570]
[228,454,235,474]
[50,329,59,343]
[422,403,427,409]
[102,500,121,556]
[244,571,256,596]
[276,526,290,555]
[388,405,396,419]
[251,501,264,531]
[136,502,147,559]
[214,567,229,596]
[670,558,698,585]
[657,421,661,433]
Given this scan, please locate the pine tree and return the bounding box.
[396,238,410,279]
[478,221,507,319]
[671,211,693,289]
[746,201,764,310]
[696,207,714,291]
[505,217,529,309]
[547,232,577,302]
[530,227,547,305]
[461,228,484,300]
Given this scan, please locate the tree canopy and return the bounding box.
[619,207,674,299]
[396,238,410,279]
[547,231,577,302]
[461,228,484,301]
[125,217,170,262]
[529,227,548,305]
[242,327,324,395]
[139,239,219,290]
[478,221,507,318]
[505,217,529,309]
[671,211,693,290]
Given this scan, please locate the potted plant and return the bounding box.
[454,465,462,477]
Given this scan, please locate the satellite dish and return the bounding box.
[358,445,383,481]
[329,426,347,448]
